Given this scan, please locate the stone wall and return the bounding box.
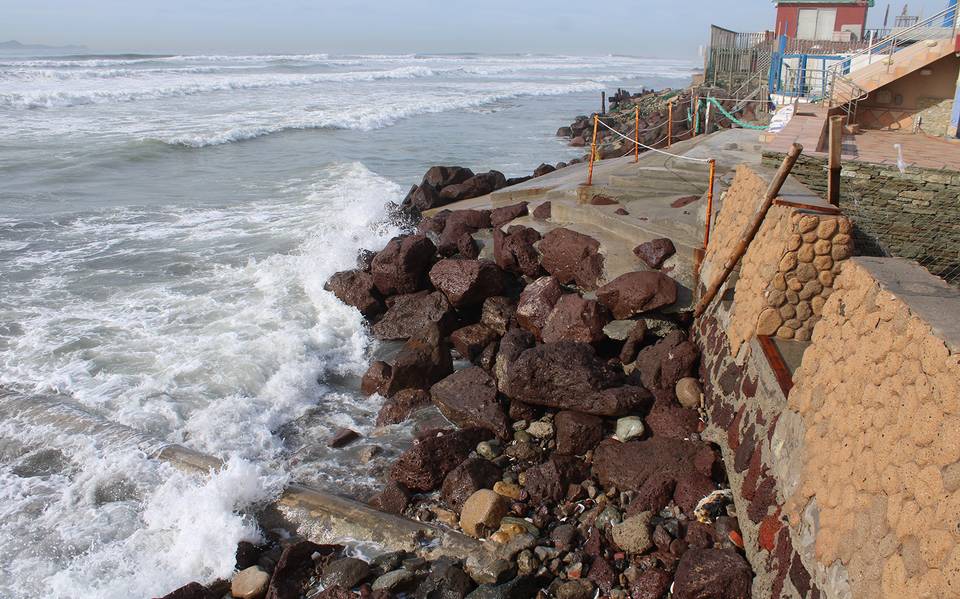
[784,257,960,599]
[696,161,960,599]
[762,151,960,284]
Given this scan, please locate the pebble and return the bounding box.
[615,416,645,442]
[512,420,529,431]
[611,511,654,555]
[493,481,523,500]
[514,430,532,443]
[358,445,381,464]
[476,440,501,460]
[596,506,623,530]
[526,420,555,439]
[676,377,703,409]
[459,489,509,538]
[371,569,415,592]
[231,566,269,599]
[517,550,540,576]
[328,427,361,448]
[321,557,370,590]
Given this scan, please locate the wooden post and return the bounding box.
[668,102,673,148]
[586,115,599,186]
[703,159,717,249]
[828,115,844,206]
[634,106,640,163]
[694,143,804,318]
[601,91,606,115]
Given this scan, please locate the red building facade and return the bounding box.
[774,1,872,40]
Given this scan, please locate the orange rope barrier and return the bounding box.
[586,114,599,186]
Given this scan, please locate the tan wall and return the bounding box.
[785,258,960,599]
[857,54,959,132]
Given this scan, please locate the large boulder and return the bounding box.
[430,367,510,440]
[632,330,699,392]
[538,228,604,290]
[592,437,717,515]
[429,259,504,308]
[324,269,384,317]
[633,238,676,269]
[450,324,499,363]
[376,388,431,426]
[390,428,492,492]
[554,411,604,456]
[503,342,651,416]
[494,328,537,394]
[370,234,437,297]
[672,549,753,599]
[439,174,496,202]
[402,184,445,212]
[541,294,608,344]
[380,324,454,396]
[423,166,475,190]
[490,202,529,227]
[533,163,556,178]
[515,276,563,339]
[523,456,589,504]
[596,272,677,319]
[372,291,457,341]
[438,210,492,256]
[493,226,542,278]
[442,458,503,512]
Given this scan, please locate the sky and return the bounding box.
[0,0,953,58]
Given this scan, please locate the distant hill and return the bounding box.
[0,40,87,51]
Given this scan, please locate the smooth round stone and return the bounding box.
[231,566,270,599]
[615,416,645,442]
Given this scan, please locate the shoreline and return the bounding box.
[155,82,757,599]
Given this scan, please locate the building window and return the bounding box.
[797,8,838,40]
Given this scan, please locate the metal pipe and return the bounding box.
[828,116,844,206]
[694,143,803,318]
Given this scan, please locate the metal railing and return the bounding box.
[826,3,958,101]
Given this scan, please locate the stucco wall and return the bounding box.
[784,257,960,599]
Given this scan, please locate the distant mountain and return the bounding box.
[0,40,87,51]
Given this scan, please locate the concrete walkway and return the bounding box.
[429,128,764,310]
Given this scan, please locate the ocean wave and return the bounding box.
[153,80,613,147]
[0,66,438,109]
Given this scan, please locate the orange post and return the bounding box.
[703,159,717,249]
[668,102,673,148]
[586,114,599,186]
[634,106,640,163]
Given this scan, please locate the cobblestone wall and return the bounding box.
[762,151,960,285]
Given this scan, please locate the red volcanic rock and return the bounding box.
[371,291,456,341]
[541,294,609,344]
[380,324,453,397]
[368,480,411,515]
[633,330,699,392]
[538,228,604,290]
[440,457,502,511]
[532,202,552,219]
[376,388,431,426]
[515,276,563,339]
[429,259,504,308]
[438,209,492,255]
[430,367,510,440]
[450,323,499,362]
[494,328,537,395]
[554,410,604,456]
[634,238,677,269]
[389,428,492,492]
[503,342,651,416]
[422,166,475,190]
[593,437,717,516]
[493,226,542,278]
[490,202,529,227]
[533,163,556,178]
[480,296,516,336]
[324,269,384,317]
[523,455,589,505]
[619,320,649,364]
[370,234,436,296]
[361,361,392,397]
[672,549,752,599]
[596,271,677,319]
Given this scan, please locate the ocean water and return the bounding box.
[0,52,694,598]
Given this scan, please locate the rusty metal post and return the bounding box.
[703,159,717,249]
[586,114,599,186]
[634,106,640,163]
[601,91,606,115]
[828,115,844,206]
[694,143,804,318]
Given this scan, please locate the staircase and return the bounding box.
[827,5,959,112]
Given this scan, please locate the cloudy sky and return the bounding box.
[1,0,952,57]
